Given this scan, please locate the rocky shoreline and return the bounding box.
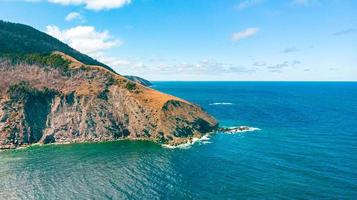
[0,125,264,151]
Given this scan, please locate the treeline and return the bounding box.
[8,81,58,101]
[1,53,72,74]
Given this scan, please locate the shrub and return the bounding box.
[8,81,35,100]
[8,81,58,101]
[97,88,109,100]
[125,82,137,91]
[106,75,117,86]
[2,53,71,73]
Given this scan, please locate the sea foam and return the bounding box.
[221,126,261,134]
[162,134,211,149]
[162,126,260,149]
[209,102,234,106]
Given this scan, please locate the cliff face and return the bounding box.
[0,53,218,149]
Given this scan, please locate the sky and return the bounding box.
[0,0,356,81]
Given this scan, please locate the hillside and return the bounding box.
[0,20,112,72]
[124,75,152,87]
[0,21,218,149]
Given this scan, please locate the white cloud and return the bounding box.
[232,27,260,42]
[267,60,301,69]
[98,56,130,68]
[235,0,263,10]
[48,0,131,11]
[45,25,129,71]
[46,25,121,56]
[65,12,85,22]
[112,58,256,76]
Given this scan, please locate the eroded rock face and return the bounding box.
[0,55,218,149]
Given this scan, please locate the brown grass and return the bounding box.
[54,51,191,109]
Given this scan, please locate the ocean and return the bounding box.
[0,82,356,199]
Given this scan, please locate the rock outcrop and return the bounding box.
[0,53,218,149]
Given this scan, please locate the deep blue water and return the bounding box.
[1,82,356,199]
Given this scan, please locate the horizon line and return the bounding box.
[149,80,357,82]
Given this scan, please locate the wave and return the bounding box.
[209,102,233,106]
[220,126,261,134]
[162,134,211,149]
[162,126,260,149]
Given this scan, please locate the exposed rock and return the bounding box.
[0,20,218,149]
[218,126,259,134]
[0,54,218,149]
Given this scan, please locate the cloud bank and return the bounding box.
[28,0,131,10]
[46,25,120,56]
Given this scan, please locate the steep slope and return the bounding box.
[0,20,112,72]
[124,75,152,87]
[0,21,218,149]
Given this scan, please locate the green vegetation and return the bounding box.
[7,81,58,143]
[8,81,57,101]
[125,82,137,91]
[97,88,110,100]
[98,75,118,100]
[162,100,182,111]
[155,132,168,144]
[124,75,152,87]
[0,20,114,72]
[106,75,118,86]
[3,53,71,71]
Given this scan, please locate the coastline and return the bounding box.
[0,134,210,152]
[0,138,157,152]
[0,126,260,152]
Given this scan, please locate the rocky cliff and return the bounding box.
[0,52,218,149]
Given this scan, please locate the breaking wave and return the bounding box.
[209,102,233,106]
[162,134,211,149]
[162,126,260,149]
[220,126,261,134]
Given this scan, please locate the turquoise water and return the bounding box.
[1,82,357,199]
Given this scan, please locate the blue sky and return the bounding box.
[0,0,356,81]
